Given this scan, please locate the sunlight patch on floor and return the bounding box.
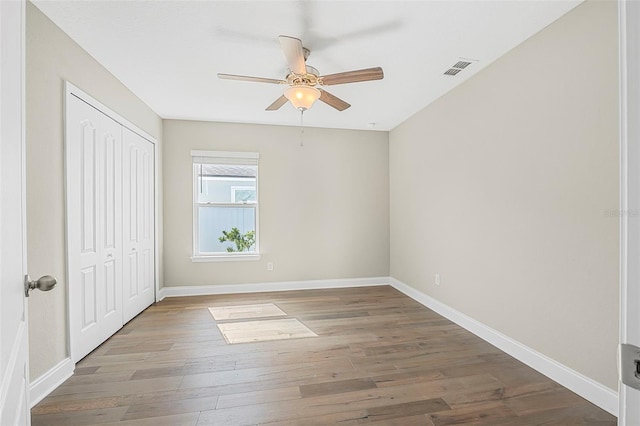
[208,303,286,320]
[216,318,318,344]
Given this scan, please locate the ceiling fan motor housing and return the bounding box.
[287,67,320,87]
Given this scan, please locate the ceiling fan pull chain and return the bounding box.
[300,109,304,147]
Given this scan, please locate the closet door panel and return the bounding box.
[101,121,123,325]
[104,259,117,315]
[80,120,97,254]
[122,128,155,323]
[80,266,97,329]
[126,251,138,298]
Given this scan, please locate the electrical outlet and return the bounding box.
[435,273,441,286]
[267,262,274,271]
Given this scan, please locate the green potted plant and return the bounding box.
[218,227,256,252]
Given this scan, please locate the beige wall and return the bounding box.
[25,0,618,398]
[163,120,389,287]
[390,0,619,389]
[26,2,163,379]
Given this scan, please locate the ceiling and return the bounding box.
[33,0,582,131]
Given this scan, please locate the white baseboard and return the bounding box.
[29,357,74,408]
[158,276,390,301]
[389,277,619,416]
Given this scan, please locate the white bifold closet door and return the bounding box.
[67,95,123,361]
[67,94,155,362]
[122,128,155,323]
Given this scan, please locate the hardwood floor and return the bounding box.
[32,286,616,425]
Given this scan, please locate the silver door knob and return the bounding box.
[24,275,57,297]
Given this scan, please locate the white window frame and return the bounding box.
[191,150,260,262]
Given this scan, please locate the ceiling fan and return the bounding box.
[218,35,384,112]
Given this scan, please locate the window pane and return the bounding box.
[195,164,257,204]
[231,187,256,203]
[199,206,256,253]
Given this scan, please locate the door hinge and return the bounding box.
[620,343,640,391]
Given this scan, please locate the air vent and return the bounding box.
[443,58,477,76]
[444,68,462,76]
[453,61,472,69]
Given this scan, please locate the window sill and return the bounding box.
[191,254,261,263]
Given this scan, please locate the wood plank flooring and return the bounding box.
[32,286,616,425]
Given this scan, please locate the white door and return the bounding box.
[122,128,155,323]
[619,0,640,423]
[0,0,30,424]
[66,95,123,362]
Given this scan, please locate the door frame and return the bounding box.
[618,0,640,423]
[64,82,160,360]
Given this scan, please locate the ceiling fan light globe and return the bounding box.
[284,85,320,111]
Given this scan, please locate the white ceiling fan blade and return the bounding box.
[279,35,307,75]
[218,73,285,84]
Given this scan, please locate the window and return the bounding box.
[192,151,259,260]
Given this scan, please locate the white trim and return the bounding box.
[619,0,628,351]
[618,0,640,422]
[192,151,260,257]
[191,254,261,262]
[155,134,162,302]
[158,276,390,300]
[200,176,254,183]
[191,150,259,159]
[65,83,156,143]
[29,358,74,408]
[389,277,619,416]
